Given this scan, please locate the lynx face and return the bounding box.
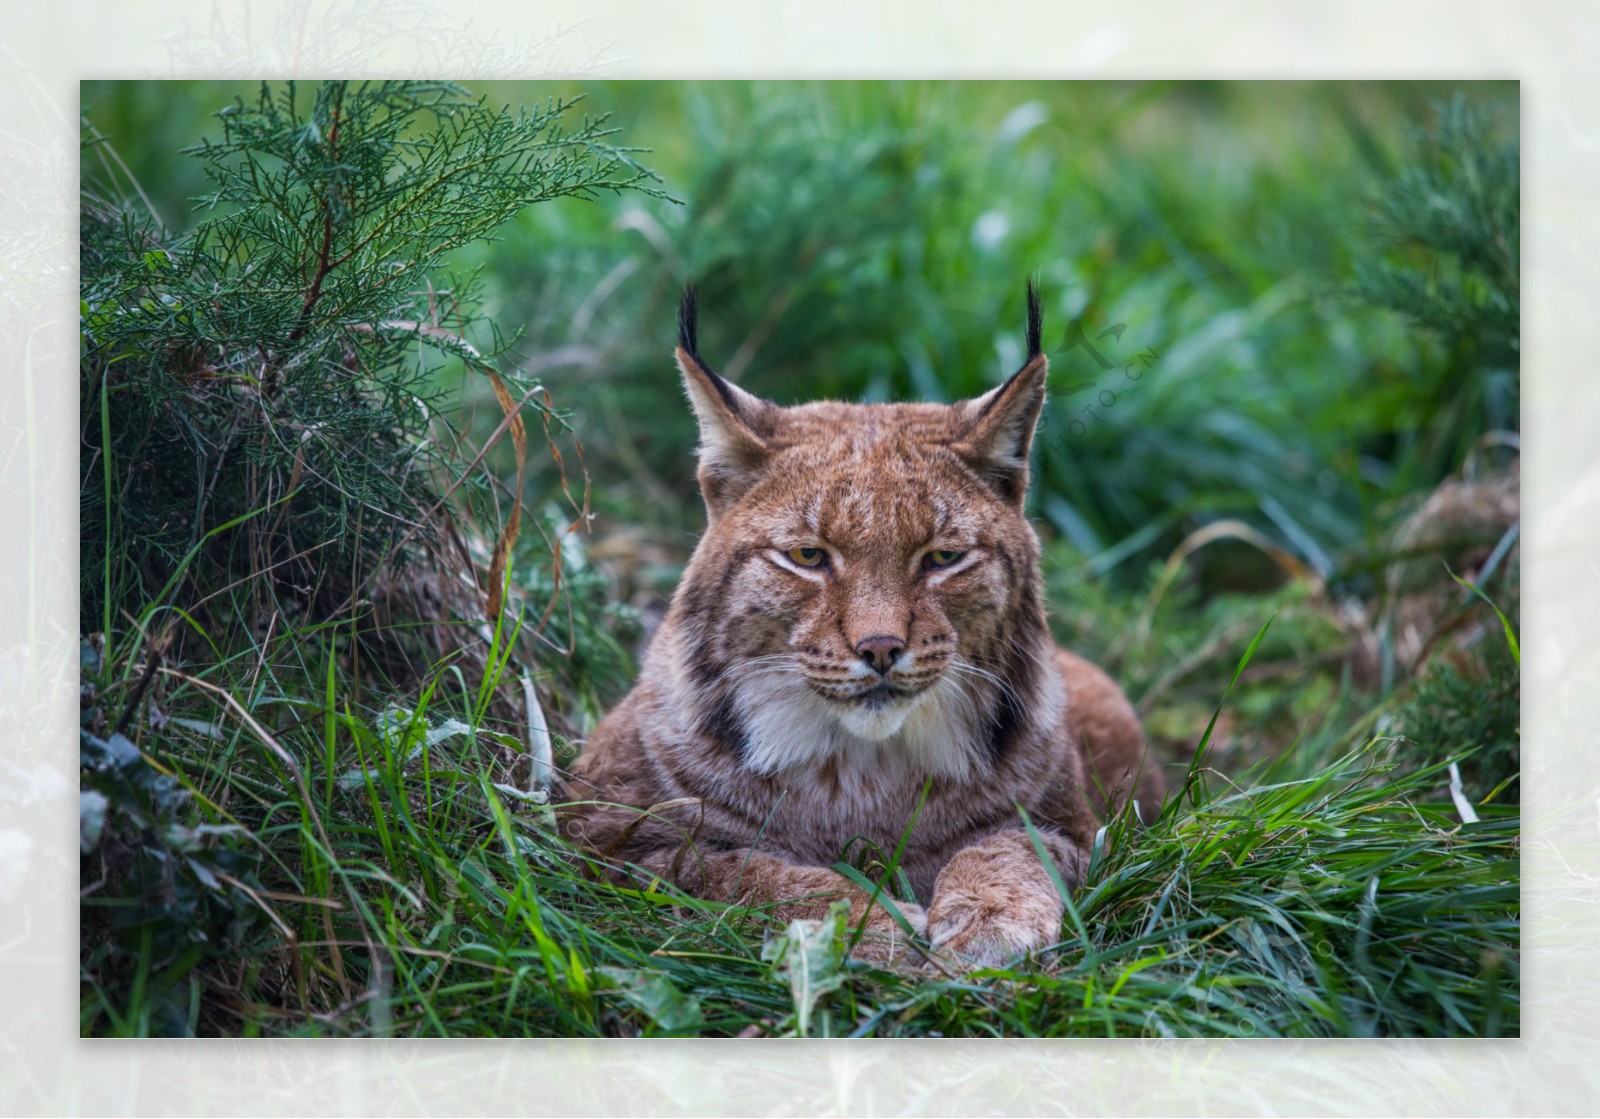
[668,287,1053,780]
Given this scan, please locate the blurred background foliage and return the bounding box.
[84,79,1517,574]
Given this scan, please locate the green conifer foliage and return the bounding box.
[81,80,661,636]
[1352,95,1520,469]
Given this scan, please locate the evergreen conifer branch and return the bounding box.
[81,79,662,636]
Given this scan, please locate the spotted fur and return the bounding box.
[562,285,1165,967]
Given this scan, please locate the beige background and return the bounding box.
[3,1,1593,1114]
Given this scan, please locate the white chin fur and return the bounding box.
[730,671,980,781]
[835,699,913,741]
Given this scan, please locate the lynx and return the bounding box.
[561,284,1164,965]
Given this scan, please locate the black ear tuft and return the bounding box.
[678,282,700,360]
[674,289,775,520]
[1025,278,1042,361]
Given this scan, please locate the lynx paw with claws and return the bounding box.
[925,884,1064,968]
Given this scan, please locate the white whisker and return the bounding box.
[948,657,1023,707]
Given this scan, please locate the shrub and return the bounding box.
[81,79,661,642]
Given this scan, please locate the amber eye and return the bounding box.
[786,546,827,568]
[924,549,966,570]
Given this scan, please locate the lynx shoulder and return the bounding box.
[561,284,1163,966]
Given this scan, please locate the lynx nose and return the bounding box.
[855,635,905,676]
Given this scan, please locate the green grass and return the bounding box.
[79,593,1518,1039]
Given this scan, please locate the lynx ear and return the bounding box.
[675,284,775,519]
[954,282,1047,506]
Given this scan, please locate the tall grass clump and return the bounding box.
[84,647,1520,1037]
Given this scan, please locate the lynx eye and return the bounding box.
[786,546,827,568]
[924,549,967,570]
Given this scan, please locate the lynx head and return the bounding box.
[667,284,1057,779]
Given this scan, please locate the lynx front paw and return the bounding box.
[925,833,1081,968]
[925,884,1063,967]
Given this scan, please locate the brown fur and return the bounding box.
[561,288,1164,966]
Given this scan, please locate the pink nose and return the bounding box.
[855,635,905,675]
